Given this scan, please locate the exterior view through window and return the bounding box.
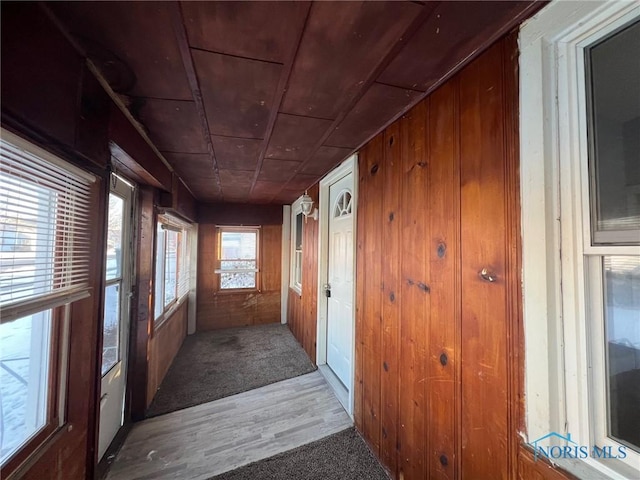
[102,193,124,375]
[216,228,259,290]
[0,131,94,468]
[154,214,191,322]
[586,19,640,453]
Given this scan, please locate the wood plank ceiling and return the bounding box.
[50,1,542,204]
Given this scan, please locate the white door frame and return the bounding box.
[317,154,357,417]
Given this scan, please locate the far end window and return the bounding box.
[216,228,259,290]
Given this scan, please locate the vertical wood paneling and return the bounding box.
[459,40,508,480]
[380,122,401,477]
[361,134,384,456]
[261,225,282,292]
[427,79,459,480]
[352,34,565,480]
[398,101,429,480]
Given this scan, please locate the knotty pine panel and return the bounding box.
[427,79,459,480]
[380,121,402,477]
[353,33,553,480]
[197,224,282,331]
[359,134,384,458]
[398,101,429,480]
[459,40,509,480]
[286,185,319,363]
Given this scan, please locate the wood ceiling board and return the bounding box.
[300,146,354,175]
[286,174,320,192]
[193,50,282,139]
[252,180,282,197]
[325,83,422,148]
[273,189,305,204]
[190,184,223,202]
[258,159,303,182]
[247,192,276,204]
[51,2,191,99]
[181,1,309,63]
[377,1,537,91]
[138,98,208,153]
[219,169,255,189]
[280,1,423,120]
[211,136,263,171]
[162,152,215,180]
[265,114,333,161]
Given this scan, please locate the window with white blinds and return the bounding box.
[0,130,96,323]
[154,213,192,322]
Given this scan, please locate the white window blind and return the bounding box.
[157,213,192,301]
[0,130,96,322]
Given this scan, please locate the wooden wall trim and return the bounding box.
[109,105,173,191]
[129,186,156,420]
[503,30,525,480]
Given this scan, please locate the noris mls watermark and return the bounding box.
[530,432,627,461]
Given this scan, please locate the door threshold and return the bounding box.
[318,364,351,417]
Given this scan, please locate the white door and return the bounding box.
[326,173,354,390]
[98,175,134,459]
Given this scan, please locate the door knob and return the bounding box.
[323,283,331,298]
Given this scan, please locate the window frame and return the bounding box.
[290,197,304,295]
[0,129,92,475]
[520,2,640,478]
[215,226,261,293]
[154,214,192,325]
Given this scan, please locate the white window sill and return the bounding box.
[552,456,639,480]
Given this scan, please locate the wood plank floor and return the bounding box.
[107,371,353,480]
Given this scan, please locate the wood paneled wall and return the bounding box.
[146,302,188,407]
[197,223,282,330]
[287,185,319,363]
[354,33,571,480]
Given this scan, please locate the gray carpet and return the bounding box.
[146,324,316,417]
[210,428,389,480]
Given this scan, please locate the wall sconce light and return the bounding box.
[300,191,318,221]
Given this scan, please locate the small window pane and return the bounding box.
[164,230,178,307]
[220,260,256,271]
[0,311,52,464]
[221,231,256,260]
[154,226,165,319]
[102,283,120,375]
[587,21,640,240]
[604,256,640,451]
[220,272,256,289]
[105,194,124,281]
[295,214,303,250]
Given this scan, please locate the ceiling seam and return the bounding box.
[188,46,285,67]
[170,1,223,199]
[270,1,441,202]
[247,2,314,204]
